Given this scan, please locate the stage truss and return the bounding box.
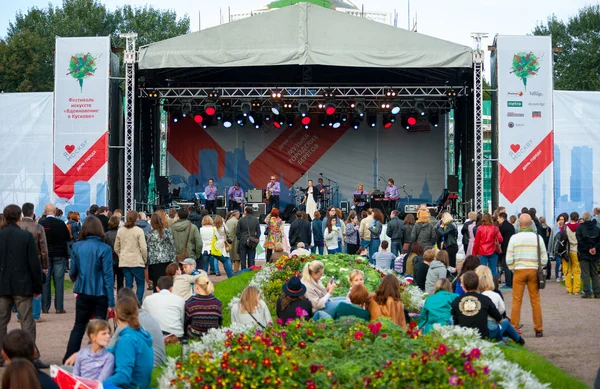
[121,33,137,214]
[472,34,486,213]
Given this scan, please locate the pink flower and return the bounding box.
[438,343,447,356]
[368,322,383,335]
[354,331,364,341]
[276,318,284,325]
[449,375,459,386]
[469,348,481,360]
[296,306,309,318]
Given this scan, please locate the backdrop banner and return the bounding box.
[53,37,110,215]
[554,91,600,218]
[167,115,446,213]
[496,35,554,217]
[0,93,54,212]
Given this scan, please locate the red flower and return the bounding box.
[220,361,228,369]
[175,362,182,370]
[299,341,307,348]
[374,370,383,378]
[381,334,388,338]
[354,331,364,341]
[469,348,481,360]
[306,329,313,336]
[306,379,316,389]
[263,357,272,367]
[363,377,372,387]
[310,364,322,374]
[264,377,272,384]
[368,322,382,335]
[276,318,284,325]
[438,343,447,356]
[234,383,243,389]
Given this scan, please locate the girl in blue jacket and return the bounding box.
[418,278,458,334]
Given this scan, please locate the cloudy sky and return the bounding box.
[0,0,592,71]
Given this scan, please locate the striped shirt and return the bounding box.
[506,231,548,271]
[185,294,223,339]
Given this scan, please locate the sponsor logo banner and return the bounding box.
[508,101,523,107]
[507,112,525,117]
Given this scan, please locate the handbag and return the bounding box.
[536,234,546,290]
[494,226,502,254]
[211,227,223,257]
[246,219,259,249]
[175,225,192,262]
[224,239,232,253]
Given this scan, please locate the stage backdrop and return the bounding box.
[53,37,110,216]
[554,91,600,218]
[496,35,554,217]
[0,93,53,212]
[167,116,447,211]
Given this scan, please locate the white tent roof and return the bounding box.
[138,2,473,70]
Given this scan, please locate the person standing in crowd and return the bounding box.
[437,212,458,268]
[228,183,244,212]
[115,211,148,304]
[473,213,503,277]
[39,203,70,314]
[565,212,582,295]
[146,213,176,289]
[312,211,324,255]
[498,212,515,289]
[353,183,368,217]
[66,211,81,250]
[576,211,600,299]
[411,208,437,249]
[230,286,272,327]
[170,207,202,268]
[324,216,343,255]
[345,211,361,255]
[402,214,415,251]
[96,206,110,232]
[386,210,404,256]
[0,205,44,368]
[264,209,285,263]
[236,206,261,269]
[104,216,124,291]
[199,216,219,275]
[63,216,114,363]
[289,211,305,250]
[415,249,434,291]
[185,275,222,339]
[167,208,178,227]
[19,203,48,323]
[506,213,547,337]
[213,215,234,278]
[359,208,374,251]
[461,211,476,254]
[404,242,423,277]
[187,205,203,230]
[266,175,281,214]
[368,209,384,260]
[135,212,151,235]
[225,211,241,273]
[204,179,218,215]
[548,213,567,283]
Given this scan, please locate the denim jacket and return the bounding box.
[69,236,115,307]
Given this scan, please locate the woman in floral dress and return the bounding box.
[264,208,284,263]
[146,212,176,290]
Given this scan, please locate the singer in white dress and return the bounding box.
[303,180,318,220]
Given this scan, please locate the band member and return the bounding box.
[316,178,327,209]
[228,183,244,212]
[302,180,319,220]
[385,178,399,213]
[204,178,218,214]
[353,183,368,216]
[266,175,281,213]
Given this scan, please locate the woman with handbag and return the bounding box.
[230,286,272,327]
[473,213,503,277]
[213,215,234,278]
[146,213,176,290]
[199,216,219,276]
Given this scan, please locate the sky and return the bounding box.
[0,0,593,72]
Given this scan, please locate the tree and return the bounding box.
[533,5,600,91]
[0,0,189,92]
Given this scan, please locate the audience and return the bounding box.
[333,284,371,321]
[230,286,273,327]
[270,242,290,262]
[302,260,345,319]
[2,357,41,389]
[403,242,423,277]
[72,319,114,381]
[372,240,396,270]
[276,276,313,321]
[115,211,148,304]
[418,279,458,334]
[346,269,365,302]
[453,255,481,296]
[185,275,223,339]
[290,242,311,257]
[311,211,324,255]
[425,250,450,295]
[146,213,176,290]
[104,215,124,291]
[142,276,185,339]
[368,274,407,330]
[415,249,434,291]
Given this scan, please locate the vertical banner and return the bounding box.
[53,37,110,212]
[497,36,553,217]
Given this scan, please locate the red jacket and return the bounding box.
[473,224,503,256]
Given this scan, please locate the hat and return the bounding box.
[182,258,196,267]
[282,276,306,297]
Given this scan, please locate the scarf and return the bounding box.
[519,226,534,233]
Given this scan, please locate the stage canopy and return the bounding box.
[138,2,473,70]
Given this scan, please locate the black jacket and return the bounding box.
[386,217,404,241]
[38,216,70,258]
[188,212,203,230]
[499,220,515,255]
[236,215,261,245]
[0,223,43,296]
[276,296,313,322]
[289,219,311,248]
[437,222,458,248]
[576,221,600,261]
[461,220,473,249]
[97,214,110,232]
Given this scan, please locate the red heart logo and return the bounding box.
[510,144,520,153]
[65,145,75,154]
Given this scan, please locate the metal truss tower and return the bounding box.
[472,33,487,213]
[121,33,137,213]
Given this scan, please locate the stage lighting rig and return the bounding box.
[222,115,233,128]
[241,102,251,117]
[146,90,159,99]
[380,102,391,111]
[446,89,457,98]
[301,116,311,126]
[193,113,204,124]
[220,100,231,109]
[253,113,264,129]
[251,101,262,110]
[401,113,418,129]
[298,103,309,117]
[415,98,426,116]
[204,104,216,116]
[383,114,393,129]
[172,113,180,123]
[236,113,246,127]
[286,114,295,127]
[352,101,365,117]
[367,112,377,128]
[271,90,283,99]
[182,102,192,118]
[390,102,401,115]
[271,103,281,115]
[208,90,219,99]
[429,112,440,128]
[332,114,342,129]
[385,89,397,98]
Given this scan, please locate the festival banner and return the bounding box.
[496,35,553,217]
[53,37,110,206]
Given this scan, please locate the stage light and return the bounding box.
[208,90,219,99]
[271,90,282,99]
[182,103,191,118]
[235,114,246,126]
[381,103,391,110]
[325,103,336,116]
[251,101,262,110]
[352,120,360,130]
[301,116,311,126]
[326,115,334,127]
[252,113,263,128]
[390,103,401,115]
[193,114,204,124]
[205,105,216,116]
[408,116,417,126]
[323,89,335,98]
[223,115,233,128]
[390,115,396,123]
[446,89,457,98]
[172,114,180,123]
[248,113,256,124]
[283,102,294,110]
[241,103,251,117]
[220,100,231,109]
[319,114,327,127]
[271,103,281,115]
[264,114,271,122]
[332,115,342,129]
[273,121,281,129]
[287,114,294,127]
[298,103,309,117]
[415,101,426,116]
[341,114,348,122]
[367,113,377,127]
[216,112,223,121]
[303,125,309,130]
[354,102,365,117]
[430,112,440,128]
[385,89,397,98]
[383,114,393,129]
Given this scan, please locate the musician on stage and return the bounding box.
[266,175,280,213]
[301,180,318,220]
[228,183,244,212]
[385,178,399,212]
[204,178,218,214]
[353,183,368,216]
[316,177,327,209]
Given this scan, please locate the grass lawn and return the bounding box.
[502,346,589,389]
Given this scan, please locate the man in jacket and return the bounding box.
[575,211,600,299]
[565,212,581,295]
[169,208,202,266]
[97,206,110,232]
[386,210,404,256]
[18,203,48,323]
[359,208,374,250]
[38,203,70,314]
[289,211,311,250]
[135,212,152,234]
[498,212,515,289]
[506,213,548,337]
[236,206,261,269]
[225,211,241,272]
[187,205,203,230]
[0,204,43,366]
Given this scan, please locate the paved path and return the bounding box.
[503,279,599,387]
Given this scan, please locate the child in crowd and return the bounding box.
[333,284,371,321]
[73,319,115,381]
[418,279,458,334]
[415,249,434,291]
[451,271,503,339]
[166,260,206,301]
[425,250,450,295]
[346,269,365,302]
[372,241,396,270]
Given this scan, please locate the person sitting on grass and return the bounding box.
[166,259,206,301]
[2,357,41,389]
[373,240,396,270]
[425,250,451,295]
[230,286,273,327]
[1,330,58,389]
[73,319,114,382]
[346,269,365,302]
[301,260,346,319]
[290,242,311,257]
[185,275,223,339]
[418,279,458,334]
[142,276,185,339]
[475,265,525,345]
[451,271,505,341]
[276,276,313,322]
[368,274,407,330]
[333,284,371,321]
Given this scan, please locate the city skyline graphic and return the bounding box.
[554,144,594,216]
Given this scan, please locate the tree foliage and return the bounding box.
[533,4,600,91]
[0,0,189,92]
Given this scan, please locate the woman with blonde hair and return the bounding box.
[230,286,273,327]
[368,274,407,330]
[115,211,148,303]
[418,278,458,334]
[462,211,477,255]
[437,212,459,268]
[301,260,345,319]
[212,215,233,277]
[199,216,219,276]
[185,275,223,338]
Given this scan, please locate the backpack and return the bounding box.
[394,254,406,274]
[555,230,570,261]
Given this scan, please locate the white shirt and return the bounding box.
[230,300,273,327]
[200,226,215,253]
[291,248,311,257]
[142,289,185,337]
[482,290,505,315]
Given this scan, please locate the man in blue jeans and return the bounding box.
[38,203,70,314]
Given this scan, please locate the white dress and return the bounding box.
[306,187,317,219]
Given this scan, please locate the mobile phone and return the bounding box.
[330,276,335,284]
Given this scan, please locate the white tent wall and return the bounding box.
[0,92,54,212]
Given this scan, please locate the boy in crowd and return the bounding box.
[415,249,435,291]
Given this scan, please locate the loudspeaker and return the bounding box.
[340,201,349,216]
[249,203,266,219]
[156,176,169,195]
[216,196,225,208]
[247,189,263,203]
[447,175,459,193]
[216,207,227,218]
